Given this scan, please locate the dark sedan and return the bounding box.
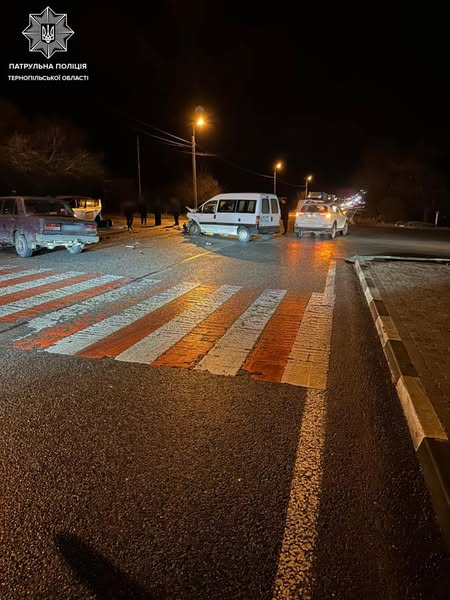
[0,196,99,257]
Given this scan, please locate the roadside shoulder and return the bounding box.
[353,259,450,551]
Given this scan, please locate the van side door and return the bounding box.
[270,197,280,228]
[259,197,271,229]
[216,198,237,235]
[196,199,217,233]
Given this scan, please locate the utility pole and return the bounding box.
[192,125,197,209]
[137,134,142,195]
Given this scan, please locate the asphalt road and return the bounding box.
[0,223,449,599]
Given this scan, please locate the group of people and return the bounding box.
[121,195,181,231]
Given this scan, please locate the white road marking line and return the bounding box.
[195,289,286,376]
[0,268,53,282]
[0,275,122,318]
[16,278,159,337]
[272,388,326,600]
[282,262,336,389]
[116,285,241,364]
[0,265,23,272]
[45,282,198,355]
[0,271,83,296]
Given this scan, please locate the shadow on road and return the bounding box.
[55,533,153,599]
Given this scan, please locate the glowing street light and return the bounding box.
[305,174,313,198]
[192,114,206,209]
[274,161,283,195]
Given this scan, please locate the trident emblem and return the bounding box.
[23,7,74,59]
[41,24,55,44]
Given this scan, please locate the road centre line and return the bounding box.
[272,388,326,599]
[274,261,336,598]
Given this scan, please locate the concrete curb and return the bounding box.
[354,260,450,551]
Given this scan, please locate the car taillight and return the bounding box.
[256,215,260,227]
[84,223,97,233]
[44,222,61,232]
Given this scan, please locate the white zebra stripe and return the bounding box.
[0,268,53,282]
[195,289,286,376]
[46,281,198,355]
[0,274,122,318]
[0,271,84,296]
[281,262,336,389]
[0,265,21,272]
[115,285,241,364]
[17,278,159,336]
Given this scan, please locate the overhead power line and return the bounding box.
[130,115,309,189]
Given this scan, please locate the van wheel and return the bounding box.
[341,221,349,236]
[15,233,33,257]
[67,244,85,255]
[189,222,201,236]
[296,230,303,238]
[237,226,251,242]
[329,223,337,239]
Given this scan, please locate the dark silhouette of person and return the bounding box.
[168,195,180,228]
[152,195,162,226]
[121,197,135,231]
[279,197,289,234]
[138,193,147,226]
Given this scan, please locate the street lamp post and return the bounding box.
[192,116,205,210]
[305,174,313,199]
[274,161,282,195]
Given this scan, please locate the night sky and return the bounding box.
[1,2,448,198]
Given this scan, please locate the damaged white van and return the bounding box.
[185,193,281,242]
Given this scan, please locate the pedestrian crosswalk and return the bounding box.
[1,263,336,389]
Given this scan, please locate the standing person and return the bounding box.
[168,195,180,228]
[121,197,135,231]
[279,196,289,234]
[153,195,162,226]
[138,193,147,226]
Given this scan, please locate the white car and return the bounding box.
[56,196,102,222]
[294,200,349,239]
